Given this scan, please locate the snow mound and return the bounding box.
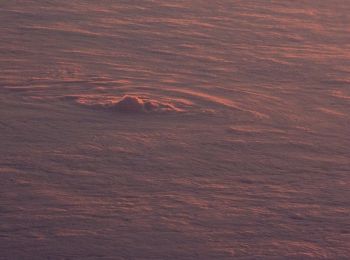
[74,95,182,113]
[113,95,171,113]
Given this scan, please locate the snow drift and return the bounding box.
[74,95,182,113]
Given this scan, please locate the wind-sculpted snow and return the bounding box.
[1,0,350,259]
[113,95,180,113]
[74,94,183,113]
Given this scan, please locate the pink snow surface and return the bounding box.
[1,0,349,258]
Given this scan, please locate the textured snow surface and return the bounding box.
[1,0,350,259]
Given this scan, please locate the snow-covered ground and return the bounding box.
[1,1,349,258]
